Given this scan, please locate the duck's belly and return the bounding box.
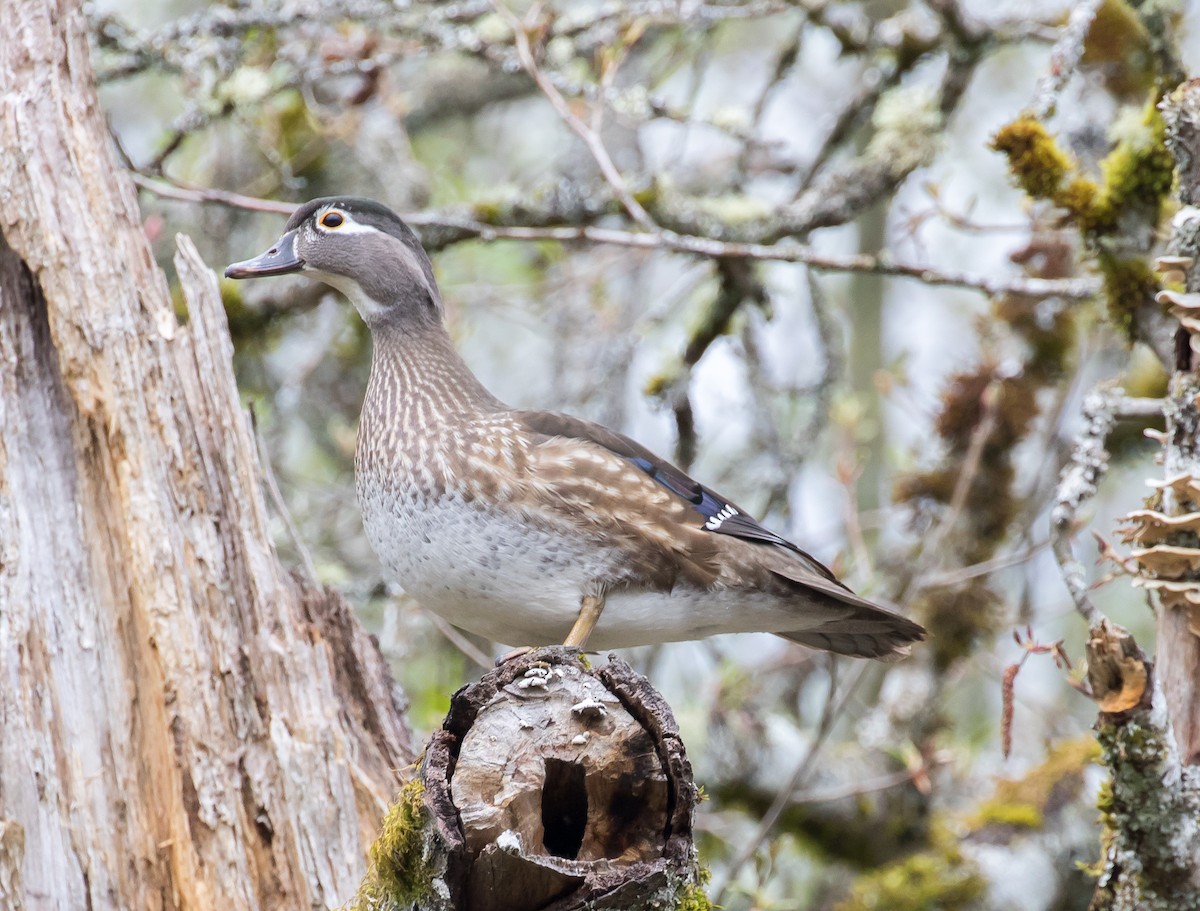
[359,482,609,640]
[358,481,805,649]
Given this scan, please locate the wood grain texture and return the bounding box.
[0,1,414,908]
[414,648,701,911]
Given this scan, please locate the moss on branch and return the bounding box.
[833,830,985,911]
[991,94,1175,338]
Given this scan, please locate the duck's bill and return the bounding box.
[224,231,303,279]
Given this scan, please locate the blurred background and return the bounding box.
[87,0,1196,907]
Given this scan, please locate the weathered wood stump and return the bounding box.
[350,647,707,911]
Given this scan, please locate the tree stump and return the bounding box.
[352,647,707,911]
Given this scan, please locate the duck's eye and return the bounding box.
[320,212,344,229]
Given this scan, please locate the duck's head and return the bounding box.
[225,196,442,327]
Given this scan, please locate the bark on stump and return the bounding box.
[355,647,705,911]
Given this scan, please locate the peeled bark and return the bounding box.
[358,648,704,911]
[0,1,414,908]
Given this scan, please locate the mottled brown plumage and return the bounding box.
[226,197,926,659]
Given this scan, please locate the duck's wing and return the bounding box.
[510,410,925,659]
[514,411,826,562]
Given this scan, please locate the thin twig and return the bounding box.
[1111,396,1167,418]
[130,172,296,214]
[248,404,320,586]
[786,768,921,805]
[921,540,1049,588]
[1029,0,1105,120]
[924,378,1002,556]
[405,223,1100,301]
[712,661,869,903]
[422,609,494,672]
[490,0,658,231]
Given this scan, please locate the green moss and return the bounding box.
[972,801,1043,829]
[1099,254,1159,336]
[470,197,508,223]
[674,867,713,911]
[1056,176,1102,218]
[1088,714,1200,908]
[170,281,189,326]
[691,194,774,224]
[834,833,985,911]
[987,122,1099,221]
[969,736,1101,834]
[1096,777,1115,823]
[1083,0,1160,99]
[991,118,1074,200]
[349,779,433,910]
[644,357,682,398]
[1081,99,1174,236]
[993,95,1175,344]
[632,182,660,208]
[1084,0,1151,65]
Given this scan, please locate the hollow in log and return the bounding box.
[351,647,708,911]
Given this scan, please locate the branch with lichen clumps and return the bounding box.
[991,96,1175,338]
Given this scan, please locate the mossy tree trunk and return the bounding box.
[0,0,415,907]
[1083,77,1200,911]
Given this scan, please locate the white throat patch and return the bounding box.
[305,268,387,320]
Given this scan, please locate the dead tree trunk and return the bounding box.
[1067,77,1200,911]
[0,1,414,908]
[351,648,705,911]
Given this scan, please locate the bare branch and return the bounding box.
[135,171,1099,301]
[1028,0,1104,120]
[421,609,494,672]
[130,172,296,214]
[1050,386,1127,627]
[921,541,1049,588]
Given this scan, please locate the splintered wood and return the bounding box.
[420,647,701,911]
[0,4,415,906]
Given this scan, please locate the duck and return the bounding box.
[225,196,926,659]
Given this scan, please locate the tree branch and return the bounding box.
[131,172,1099,300]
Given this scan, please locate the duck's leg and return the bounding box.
[563,594,606,649]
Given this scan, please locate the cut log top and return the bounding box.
[365,646,705,911]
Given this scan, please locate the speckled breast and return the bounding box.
[353,422,619,644]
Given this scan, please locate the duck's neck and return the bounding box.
[362,322,503,436]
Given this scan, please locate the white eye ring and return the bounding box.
[320,211,345,229]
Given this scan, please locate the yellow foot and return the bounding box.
[563,595,606,649]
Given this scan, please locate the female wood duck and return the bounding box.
[226,197,926,659]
